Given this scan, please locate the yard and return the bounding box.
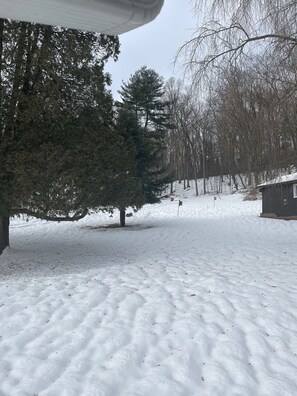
[0,190,297,396]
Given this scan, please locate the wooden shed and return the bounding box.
[258,173,297,220]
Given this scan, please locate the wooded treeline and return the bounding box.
[166,0,297,192]
[164,57,297,191]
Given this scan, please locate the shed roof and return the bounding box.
[258,172,297,187]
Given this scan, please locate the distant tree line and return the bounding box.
[163,57,297,194]
[165,0,297,194]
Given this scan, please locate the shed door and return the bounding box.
[281,187,290,217]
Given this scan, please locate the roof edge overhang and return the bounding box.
[0,0,165,34]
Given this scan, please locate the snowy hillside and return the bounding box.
[0,186,297,396]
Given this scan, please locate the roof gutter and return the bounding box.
[0,0,164,34]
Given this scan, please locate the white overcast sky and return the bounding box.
[106,1,197,98]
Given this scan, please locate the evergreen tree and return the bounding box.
[118,66,169,135]
[111,108,145,226]
[113,66,172,226]
[0,19,120,252]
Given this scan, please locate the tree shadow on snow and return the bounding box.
[0,223,161,280]
[84,223,155,231]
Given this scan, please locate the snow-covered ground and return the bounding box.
[1,187,297,396]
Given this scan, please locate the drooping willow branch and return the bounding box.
[178,20,297,76]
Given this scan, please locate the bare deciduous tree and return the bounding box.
[180,0,297,81]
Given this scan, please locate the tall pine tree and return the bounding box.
[113,66,172,226]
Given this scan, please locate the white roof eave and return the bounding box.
[0,0,164,34]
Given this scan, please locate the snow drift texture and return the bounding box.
[0,185,297,396]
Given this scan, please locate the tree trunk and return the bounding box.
[237,173,247,189]
[232,174,239,190]
[120,208,126,227]
[5,23,27,139]
[193,163,199,196]
[202,150,206,195]
[0,19,4,135]
[254,172,259,188]
[0,216,10,253]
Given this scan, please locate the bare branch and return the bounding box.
[179,1,297,84]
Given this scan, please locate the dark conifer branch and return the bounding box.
[11,208,88,222]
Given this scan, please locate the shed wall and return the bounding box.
[262,183,297,217]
